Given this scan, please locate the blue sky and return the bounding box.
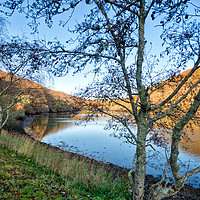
[3,1,197,94]
[4,2,95,94]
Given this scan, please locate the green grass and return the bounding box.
[0,131,132,199]
[0,147,72,199]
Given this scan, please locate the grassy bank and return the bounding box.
[0,131,131,199]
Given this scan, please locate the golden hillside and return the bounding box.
[0,68,199,117]
[103,68,200,126]
[151,68,200,129]
[150,68,200,110]
[0,70,78,114]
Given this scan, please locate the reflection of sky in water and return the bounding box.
[29,113,200,188]
[43,121,137,168]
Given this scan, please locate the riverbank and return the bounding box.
[0,147,131,199]
[0,146,91,199]
[0,130,200,199]
[0,130,131,199]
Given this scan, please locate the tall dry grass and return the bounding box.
[0,130,107,190]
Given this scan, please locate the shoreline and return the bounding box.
[12,113,200,197]
[22,113,200,184]
[1,129,200,199]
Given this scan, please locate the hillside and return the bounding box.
[0,68,199,118]
[150,68,200,111]
[0,70,78,114]
[108,68,200,113]
[150,68,200,129]
[96,68,200,132]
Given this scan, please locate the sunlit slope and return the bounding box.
[150,68,200,129]
[101,68,200,131]
[1,68,199,117]
[150,68,200,112]
[0,70,78,114]
[108,68,200,114]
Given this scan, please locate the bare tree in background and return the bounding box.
[0,26,51,132]
[0,0,200,199]
[0,17,21,133]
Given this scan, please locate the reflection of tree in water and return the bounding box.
[25,113,76,140]
[179,125,200,157]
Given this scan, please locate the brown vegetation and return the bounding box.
[0,70,78,114]
[103,68,200,129]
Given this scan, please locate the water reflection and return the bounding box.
[24,113,75,140]
[180,127,200,157]
[24,112,200,188]
[24,113,200,158]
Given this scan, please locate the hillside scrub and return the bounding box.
[0,70,78,115]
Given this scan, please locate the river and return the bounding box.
[24,112,200,188]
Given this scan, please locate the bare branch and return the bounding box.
[151,58,200,111]
[104,95,134,115]
[151,79,200,122]
[105,0,139,16]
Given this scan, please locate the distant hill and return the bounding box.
[150,68,200,129]
[150,68,200,111]
[0,68,199,118]
[105,68,199,111]
[101,68,200,130]
[0,70,78,114]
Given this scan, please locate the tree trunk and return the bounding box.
[170,89,200,180]
[133,119,148,200]
[148,90,200,200]
[0,106,2,135]
[133,0,147,198]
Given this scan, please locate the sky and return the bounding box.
[4,2,96,94]
[2,1,198,94]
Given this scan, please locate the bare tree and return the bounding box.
[0,35,51,133]
[0,70,24,132]
[1,0,200,199]
[0,16,20,132]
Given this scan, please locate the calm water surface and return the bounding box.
[24,112,200,188]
